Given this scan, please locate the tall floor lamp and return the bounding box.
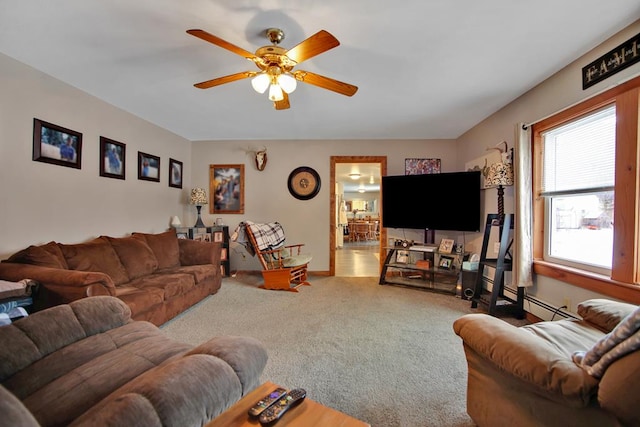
[190,187,208,228]
[485,152,514,221]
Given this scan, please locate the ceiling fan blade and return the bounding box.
[274,92,290,110]
[187,29,256,60]
[285,30,340,64]
[194,71,256,89]
[293,71,358,96]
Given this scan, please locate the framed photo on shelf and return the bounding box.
[213,231,224,243]
[220,248,228,261]
[438,238,455,254]
[396,250,410,264]
[438,256,454,270]
[33,118,83,169]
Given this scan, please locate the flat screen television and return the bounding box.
[381,171,481,232]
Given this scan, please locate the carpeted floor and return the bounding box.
[161,273,522,427]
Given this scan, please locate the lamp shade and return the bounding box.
[251,73,270,94]
[190,187,208,205]
[485,162,514,188]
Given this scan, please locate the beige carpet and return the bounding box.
[161,273,518,427]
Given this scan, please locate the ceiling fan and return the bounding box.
[186,28,358,110]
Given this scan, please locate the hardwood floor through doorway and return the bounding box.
[335,241,380,277]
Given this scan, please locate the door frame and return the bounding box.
[329,156,387,276]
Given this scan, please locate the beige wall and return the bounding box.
[191,139,458,272]
[457,20,640,317]
[0,53,192,258]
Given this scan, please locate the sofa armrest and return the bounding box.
[178,239,221,267]
[577,298,638,333]
[0,262,116,303]
[453,314,598,404]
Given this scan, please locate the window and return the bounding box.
[532,76,640,300]
[541,105,615,274]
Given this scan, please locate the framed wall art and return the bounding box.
[210,164,245,214]
[405,158,440,175]
[99,136,125,180]
[169,158,183,188]
[138,151,160,182]
[33,118,82,169]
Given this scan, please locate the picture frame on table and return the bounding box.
[99,137,125,180]
[438,238,455,254]
[213,231,224,243]
[220,248,228,261]
[439,256,454,270]
[210,164,245,214]
[33,118,83,169]
[169,158,183,188]
[138,151,160,182]
[396,250,410,264]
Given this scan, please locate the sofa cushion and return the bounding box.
[162,265,217,286]
[129,273,196,300]
[114,286,165,318]
[105,236,159,280]
[59,238,130,286]
[132,231,180,270]
[5,241,68,269]
[578,299,639,333]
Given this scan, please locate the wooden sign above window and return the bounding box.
[582,32,639,90]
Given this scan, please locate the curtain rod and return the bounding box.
[522,69,640,130]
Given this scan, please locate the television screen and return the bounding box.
[381,171,481,232]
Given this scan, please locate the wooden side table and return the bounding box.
[206,382,370,427]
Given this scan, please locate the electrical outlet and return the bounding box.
[493,242,501,253]
[562,297,571,311]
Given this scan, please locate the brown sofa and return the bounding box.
[0,230,221,325]
[0,296,268,426]
[453,299,640,427]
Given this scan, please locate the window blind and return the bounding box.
[541,105,616,197]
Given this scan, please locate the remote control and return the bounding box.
[258,388,307,425]
[248,387,288,417]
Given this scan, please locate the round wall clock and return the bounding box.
[288,166,321,200]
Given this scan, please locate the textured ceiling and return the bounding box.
[1,1,639,141]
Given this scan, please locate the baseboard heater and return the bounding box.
[503,285,579,320]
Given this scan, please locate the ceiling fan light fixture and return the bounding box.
[268,84,284,101]
[251,73,270,94]
[277,73,297,93]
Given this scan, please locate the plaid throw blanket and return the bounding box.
[233,221,286,255]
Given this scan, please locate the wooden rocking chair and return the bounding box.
[239,221,312,292]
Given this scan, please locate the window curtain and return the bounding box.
[514,123,533,287]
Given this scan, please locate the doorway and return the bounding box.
[330,156,387,277]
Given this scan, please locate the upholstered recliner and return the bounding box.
[453,299,640,427]
[0,296,267,427]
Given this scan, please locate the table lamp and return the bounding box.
[190,187,208,228]
[485,145,514,219]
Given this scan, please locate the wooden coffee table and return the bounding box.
[206,381,371,427]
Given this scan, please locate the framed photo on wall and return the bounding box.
[210,164,245,214]
[138,151,160,182]
[405,158,441,175]
[169,158,183,188]
[33,118,83,169]
[99,136,125,180]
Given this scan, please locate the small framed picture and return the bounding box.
[99,136,125,180]
[176,232,188,239]
[220,248,228,261]
[213,231,224,243]
[33,118,82,169]
[396,250,410,264]
[439,256,454,270]
[138,151,160,182]
[438,238,455,254]
[169,158,183,188]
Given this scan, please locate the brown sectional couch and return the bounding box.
[0,230,221,325]
[0,296,268,426]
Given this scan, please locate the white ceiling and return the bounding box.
[1,1,639,142]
